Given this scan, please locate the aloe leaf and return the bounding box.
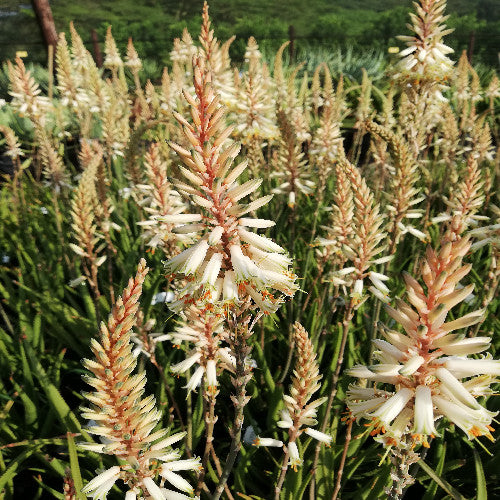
[473,449,487,500]
[418,459,467,500]
[363,463,392,499]
[422,441,446,500]
[9,377,37,428]
[253,342,275,393]
[32,476,65,500]
[22,339,91,442]
[0,447,37,492]
[67,432,86,500]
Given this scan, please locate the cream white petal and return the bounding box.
[185,365,205,392]
[372,339,405,362]
[165,240,209,275]
[436,337,490,356]
[288,441,302,468]
[253,437,283,447]
[160,470,194,494]
[435,367,481,409]
[150,432,186,451]
[399,355,425,376]
[433,395,496,438]
[413,385,438,435]
[370,388,413,425]
[171,352,202,373]
[238,228,285,253]
[304,428,332,444]
[81,466,121,495]
[205,359,218,388]
[200,253,223,286]
[161,458,202,472]
[143,477,166,500]
[222,270,239,301]
[230,245,260,281]
[239,217,275,228]
[156,214,202,224]
[444,357,500,377]
[208,226,224,245]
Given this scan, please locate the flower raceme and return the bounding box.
[163,55,298,316]
[346,237,499,449]
[395,0,454,85]
[79,260,200,499]
[255,323,331,471]
[169,303,235,394]
[137,142,190,254]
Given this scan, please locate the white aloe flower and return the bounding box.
[287,442,303,470]
[166,240,210,276]
[168,305,234,395]
[412,386,439,446]
[304,427,333,445]
[369,388,414,428]
[82,466,121,499]
[253,437,284,447]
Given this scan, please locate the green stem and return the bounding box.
[309,302,354,499]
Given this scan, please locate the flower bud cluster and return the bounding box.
[169,304,236,395]
[137,143,190,254]
[319,154,388,304]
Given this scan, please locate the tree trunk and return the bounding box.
[31,0,58,50]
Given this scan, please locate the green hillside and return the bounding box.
[1,0,499,67]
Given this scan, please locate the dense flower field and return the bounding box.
[0,0,499,498]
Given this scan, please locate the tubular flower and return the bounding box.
[169,304,235,394]
[346,237,498,450]
[164,55,297,316]
[80,260,200,498]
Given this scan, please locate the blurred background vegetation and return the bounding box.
[0,0,499,78]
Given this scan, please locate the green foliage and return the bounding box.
[0,2,499,499]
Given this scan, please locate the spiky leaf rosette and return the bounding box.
[164,56,297,316]
[80,259,200,499]
[346,238,499,449]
